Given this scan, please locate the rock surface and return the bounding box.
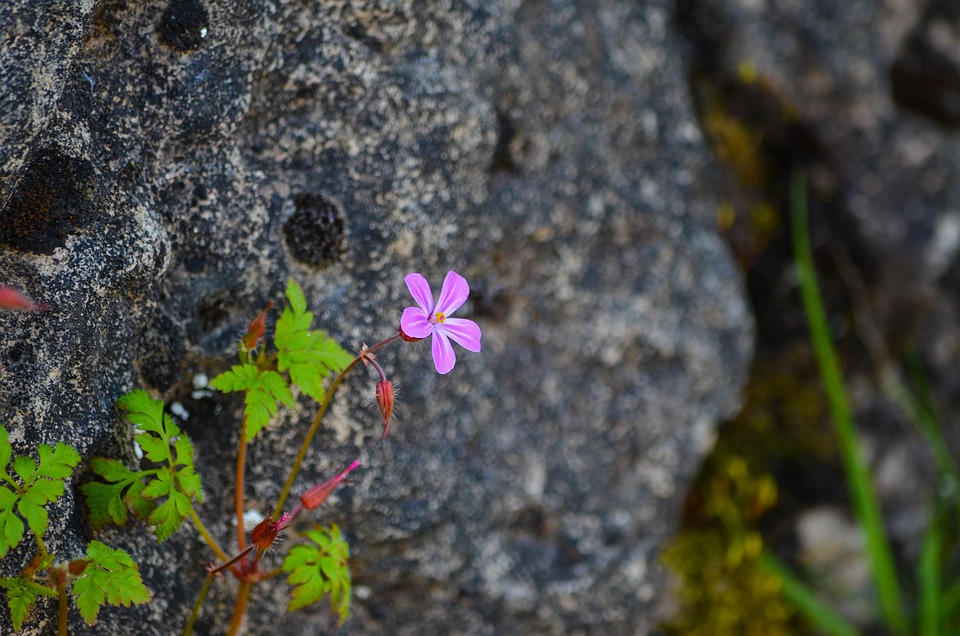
[0,1,752,634]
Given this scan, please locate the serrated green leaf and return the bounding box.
[243,370,294,440]
[282,524,351,623]
[147,490,185,542]
[285,278,308,316]
[82,458,147,528]
[72,541,150,625]
[117,390,166,436]
[12,456,35,483]
[23,478,64,505]
[0,510,24,557]
[16,498,47,540]
[135,433,168,463]
[1,576,42,630]
[86,391,200,541]
[36,443,80,480]
[141,471,173,499]
[210,364,259,393]
[275,294,352,403]
[0,427,11,482]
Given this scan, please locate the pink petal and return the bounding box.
[400,307,433,339]
[435,271,469,316]
[404,273,434,314]
[436,318,481,352]
[431,330,457,374]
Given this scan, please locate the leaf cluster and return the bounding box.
[0,425,80,558]
[282,523,351,624]
[81,390,202,541]
[0,426,149,630]
[211,279,353,439]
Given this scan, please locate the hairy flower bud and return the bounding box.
[299,461,360,511]
[240,301,273,353]
[377,380,395,437]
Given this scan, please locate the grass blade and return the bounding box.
[790,169,908,635]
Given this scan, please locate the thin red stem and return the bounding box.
[57,582,68,636]
[235,425,248,551]
[272,333,401,519]
[226,581,252,636]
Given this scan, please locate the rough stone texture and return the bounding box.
[0,1,752,634]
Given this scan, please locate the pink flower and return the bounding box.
[400,271,482,375]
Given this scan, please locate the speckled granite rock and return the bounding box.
[0,1,752,634]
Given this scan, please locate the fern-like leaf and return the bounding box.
[210,364,295,439]
[0,425,80,557]
[0,576,56,630]
[72,541,150,625]
[274,279,353,403]
[282,524,351,624]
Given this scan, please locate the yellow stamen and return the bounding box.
[434,311,447,324]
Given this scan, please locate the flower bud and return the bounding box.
[299,461,360,511]
[240,301,273,353]
[377,380,395,437]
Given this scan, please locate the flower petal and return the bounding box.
[431,330,457,374]
[435,271,470,316]
[435,318,481,352]
[400,307,433,339]
[404,273,434,314]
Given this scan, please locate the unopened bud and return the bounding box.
[240,301,273,353]
[377,380,395,437]
[299,461,360,510]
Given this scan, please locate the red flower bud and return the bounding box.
[250,516,279,551]
[377,380,395,437]
[240,301,273,352]
[299,461,360,511]
[0,287,46,312]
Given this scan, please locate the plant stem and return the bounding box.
[188,506,235,572]
[227,580,252,636]
[791,169,908,635]
[236,425,248,551]
[272,333,401,518]
[182,570,215,636]
[56,581,68,636]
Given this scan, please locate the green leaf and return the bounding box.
[0,427,10,481]
[0,509,24,557]
[81,459,145,528]
[275,280,353,403]
[0,428,79,555]
[212,364,295,439]
[16,498,48,541]
[72,541,150,625]
[36,443,81,480]
[82,391,201,541]
[282,524,351,624]
[12,456,35,483]
[117,390,166,436]
[0,576,54,630]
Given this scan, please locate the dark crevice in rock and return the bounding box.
[284,193,347,268]
[0,147,98,254]
[157,0,209,52]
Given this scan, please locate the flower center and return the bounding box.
[434,311,447,324]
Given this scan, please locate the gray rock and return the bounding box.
[0,1,752,634]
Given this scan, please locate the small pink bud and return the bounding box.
[0,287,46,312]
[299,461,360,510]
[377,380,395,437]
